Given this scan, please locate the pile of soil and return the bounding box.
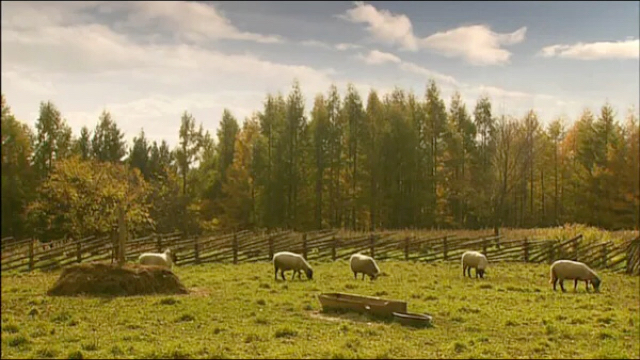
[47,262,189,296]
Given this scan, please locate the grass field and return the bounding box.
[2,260,639,359]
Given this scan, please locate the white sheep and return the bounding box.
[273,251,313,281]
[549,260,601,292]
[138,248,177,269]
[461,250,488,278]
[350,253,381,280]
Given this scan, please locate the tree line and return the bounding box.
[2,79,638,242]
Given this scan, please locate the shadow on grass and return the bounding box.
[310,309,434,329]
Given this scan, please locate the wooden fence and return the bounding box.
[2,230,639,276]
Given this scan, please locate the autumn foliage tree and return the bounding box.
[26,156,152,241]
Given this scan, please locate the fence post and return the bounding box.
[156,234,162,253]
[443,236,448,261]
[601,242,608,268]
[548,241,555,264]
[370,233,376,258]
[268,236,274,261]
[524,237,529,262]
[302,233,308,260]
[194,236,200,265]
[76,242,82,263]
[110,230,117,264]
[117,205,127,265]
[632,238,639,275]
[482,238,488,256]
[627,241,633,275]
[331,236,337,261]
[28,239,34,272]
[232,233,238,265]
[404,237,410,261]
[573,236,580,261]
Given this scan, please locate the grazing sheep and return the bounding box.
[461,251,489,278]
[350,253,381,280]
[139,248,177,269]
[549,260,601,292]
[273,251,313,281]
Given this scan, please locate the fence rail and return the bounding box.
[1,230,639,276]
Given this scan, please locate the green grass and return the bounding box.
[2,260,639,359]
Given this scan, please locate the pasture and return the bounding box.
[1,260,639,359]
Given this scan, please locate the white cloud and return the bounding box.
[1,20,333,85]
[420,25,527,66]
[467,85,554,102]
[355,49,458,85]
[0,2,339,147]
[110,1,284,44]
[339,1,417,50]
[1,68,56,97]
[357,50,401,65]
[335,43,362,51]
[1,1,284,45]
[539,39,639,60]
[398,62,459,86]
[0,1,101,29]
[339,2,526,65]
[301,40,362,51]
[300,40,333,49]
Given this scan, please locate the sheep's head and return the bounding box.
[305,268,314,280]
[477,269,485,278]
[371,270,382,280]
[164,249,177,264]
[592,277,601,292]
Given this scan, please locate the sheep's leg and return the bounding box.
[574,279,578,291]
[297,270,302,280]
[559,279,566,292]
[467,267,472,277]
[585,280,590,292]
[275,266,279,281]
[280,270,286,281]
[475,268,479,278]
[463,265,467,277]
[552,277,558,291]
[362,273,366,280]
[353,272,358,280]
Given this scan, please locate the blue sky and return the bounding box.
[2,1,638,148]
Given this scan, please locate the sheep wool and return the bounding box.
[549,260,601,292]
[461,251,489,278]
[273,251,313,281]
[139,248,176,269]
[350,253,381,280]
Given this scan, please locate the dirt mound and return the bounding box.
[47,262,189,297]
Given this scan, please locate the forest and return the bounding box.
[2,79,639,242]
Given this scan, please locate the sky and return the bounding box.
[2,1,639,148]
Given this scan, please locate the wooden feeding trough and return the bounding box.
[317,292,408,318]
[392,311,433,327]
